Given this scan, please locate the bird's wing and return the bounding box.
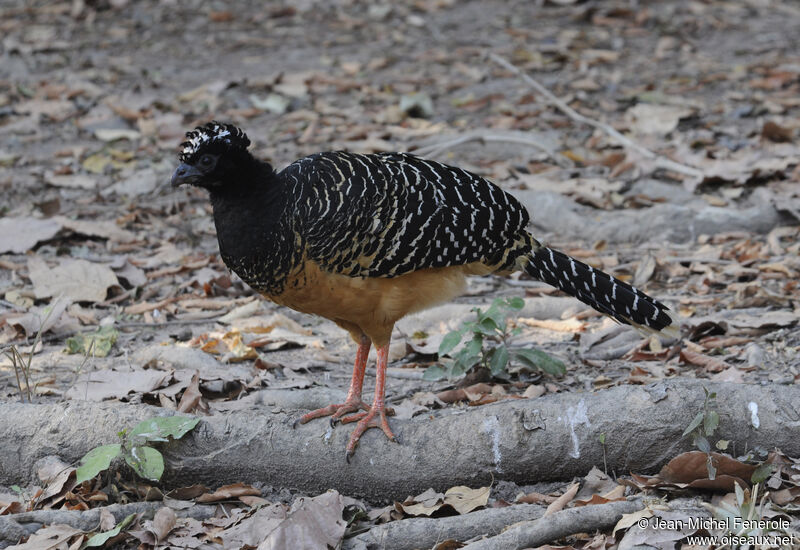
[282,152,531,278]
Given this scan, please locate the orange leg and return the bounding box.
[294,335,371,427]
[342,342,398,462]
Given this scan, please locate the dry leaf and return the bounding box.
[442,485,490,514]
[0,217,61,253]
[544,482,579,516]
[679,349,731,373]
[626,104,693,135]
[218,491,346,550]
[28,257,119,302]
[177,372,205,413]
[196,482,261,503]
[65,368,172,401]
[659,451,755,485]
[56,217,136,243]
[398,488,445,517]
[150,507,177,543]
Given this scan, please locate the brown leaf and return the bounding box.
[177,372,205,414]
[572,493,622,507]
[515,491,557,505]
[770,487,800,506]
[150,507,177,543]
[196,483,261,503]
[679,348,731,373]
[544,482,579,516]
[658,451,756,489]
[761,121,793,143]
[0,501,24,515]
[436,383,493,404]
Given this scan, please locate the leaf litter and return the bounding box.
[1,0,800,548]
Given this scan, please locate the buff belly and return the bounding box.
[263,259,495,347]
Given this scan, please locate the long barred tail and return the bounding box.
[526,246,677,335]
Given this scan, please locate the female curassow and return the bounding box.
[172,121,677,461]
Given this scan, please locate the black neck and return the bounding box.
[209,160,292,292]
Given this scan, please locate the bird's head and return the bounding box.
[171,121,253,190]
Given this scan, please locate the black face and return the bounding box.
[171,121,251,190]
[171,153,221,188]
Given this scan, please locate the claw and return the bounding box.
[294,398,370,430]
[343,404,396,461]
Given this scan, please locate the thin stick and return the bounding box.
[462,498,644,550]
[488,53,704,179]
[414,131,573,168]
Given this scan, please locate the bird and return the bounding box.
[171,121,677,461]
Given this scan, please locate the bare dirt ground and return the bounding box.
[1,0,799,548]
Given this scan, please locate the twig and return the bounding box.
[342,503,546,550]
[0,502,218,543]
[461,498,644,550]
[413,131,573,168]
[488,53,704,179]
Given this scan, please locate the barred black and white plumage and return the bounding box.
[172,122,677,337]
[286,151,530,279]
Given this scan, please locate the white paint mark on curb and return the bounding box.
[564,399,590,459]
[748,402,760,429]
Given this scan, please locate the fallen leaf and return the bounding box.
[28,257,119,302]
[761,121,793,143]
[177,372,206,414]
[64,326,118,357]
[56,217,136,243]
[5,524,82,549]
[613,508,653,537]
[65,368,172,401]
[679,349,731,373]
[400,92,434,118]
[219,491,346,550]
[515,491,557,505]
[7,298,71,337]
[0,217,61,253]
[149,507,177,543]
[196,483,261,503]
[442,485,490,514]
[94,128,141,141]
[397,488,445,516]
[659,451,755,486]
[44,173,97,189]
[626,103,693,135]
[544,482,579,516]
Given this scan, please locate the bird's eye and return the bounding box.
[200,155,214,166]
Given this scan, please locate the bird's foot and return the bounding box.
[344,405,397,462]
[292,398,370,428]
